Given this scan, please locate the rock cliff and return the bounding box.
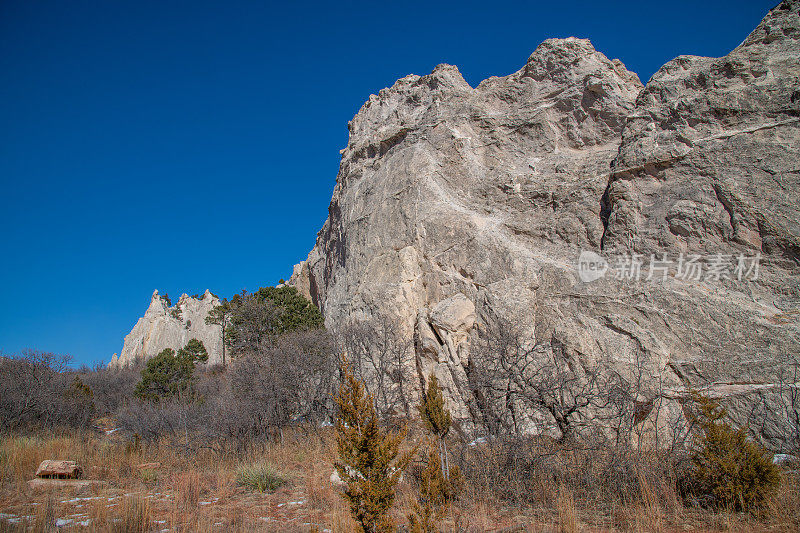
[112,290,224,368]
[292,1,800,447]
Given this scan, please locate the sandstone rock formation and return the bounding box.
[292,1,800,448]
[113,290,224,368]
[35,460,82,479]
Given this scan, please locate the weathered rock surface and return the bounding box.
[27,478,104,493]
[292,1,800,448]
[113,289,224,367]
[605,0,800,263]
[36,460,82,479]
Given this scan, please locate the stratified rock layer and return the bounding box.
[293,2,800,447]
[113,290,224,367]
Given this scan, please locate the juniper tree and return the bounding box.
[334,358,413,533]
[408,445,448,533]
[688,391,779,512]
[418,373,452,481]
[409,373,462,531]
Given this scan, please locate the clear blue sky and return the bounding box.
[0,0,778,366]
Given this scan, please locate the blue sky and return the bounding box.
[0,0,778,366]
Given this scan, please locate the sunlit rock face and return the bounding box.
[114,289,224,368]
[292,2,799,447]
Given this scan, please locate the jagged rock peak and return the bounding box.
[738,0,799,49]
[523,37,637,82]
[111,290,224,368]
[605,0,800,262]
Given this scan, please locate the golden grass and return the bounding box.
[557,486,578,533]
[0,430,798,532]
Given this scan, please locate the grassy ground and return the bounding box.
[0,428,798,532]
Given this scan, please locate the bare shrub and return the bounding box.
[0,350,94,432]
[205,329,337,448]
[82,362,140,415]
[116,395,211,452]
[454,435,680,512]
[335,317,414,419]
[467,319,689,451]
[769,354,800,453]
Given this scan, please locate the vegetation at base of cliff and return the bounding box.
[1,310,797,530]
[681,391,780,512]
[1,338,799,531]
[133,339,209,402]
[334,358,413,532]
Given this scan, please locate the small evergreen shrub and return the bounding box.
[418,373,452,439]
[409,373,462,532]
[236,461,286,492]
[334,358,413,533]
[685,392,780,512]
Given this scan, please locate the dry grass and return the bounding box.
[0,429,798,532]
[557,487,578,533]
[235,461,286,493]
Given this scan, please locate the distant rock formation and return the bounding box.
[112,290,224,368]
[292,1,800,446]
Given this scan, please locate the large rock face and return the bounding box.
[605,0,800,262]
[113,290,224,368]
[292,1,800,447]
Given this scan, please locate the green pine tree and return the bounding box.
[205,299,231,366]
[134,339,208,402]
[255,286,324,333]
[177,338,208,363]
[214,286,324,360]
